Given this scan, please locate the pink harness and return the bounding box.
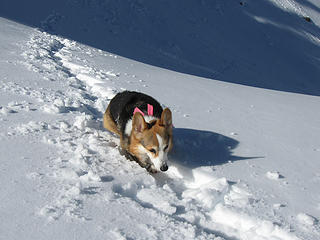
[133,104,153,116]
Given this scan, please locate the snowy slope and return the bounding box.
[1,1,320,239]
[1,16,320,240]
[1,0,320,95]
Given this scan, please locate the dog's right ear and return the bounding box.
[132,112,146,138]
[160,108,172,129]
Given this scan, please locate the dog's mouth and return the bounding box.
[145,150,169,172]
[151,158,168,172]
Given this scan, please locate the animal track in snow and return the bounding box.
[16,29,305,240]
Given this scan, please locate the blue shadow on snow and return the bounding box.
[169,128,257,169]
[1,0,320,96]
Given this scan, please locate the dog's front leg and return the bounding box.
[140,156,158,173]
[145,163,158,173]
[120,149,158,173]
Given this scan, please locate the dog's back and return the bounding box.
[107,91,163,135]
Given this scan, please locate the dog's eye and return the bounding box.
[164,145,169,151]
[149,148,156,154]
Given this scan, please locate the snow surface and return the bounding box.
[1,0,320,95]
[1,1,320,239]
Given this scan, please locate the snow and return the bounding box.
[2,0,320,96]
[1,0,320,239]
[266,171,283,180]
[297,213,318,227]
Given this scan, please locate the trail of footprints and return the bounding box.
[3,29,316,239]
[12,31,231,238]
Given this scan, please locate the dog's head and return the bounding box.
[129,108,173,172]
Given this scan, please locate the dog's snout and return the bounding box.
[160,164,168,172]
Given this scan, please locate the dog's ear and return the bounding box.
[160,108,172,128]
[132,112,146,138]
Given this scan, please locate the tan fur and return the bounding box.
[103,105,131,152]
[104,105,173,173]
[129,109,173,160]
[103,104,120,135]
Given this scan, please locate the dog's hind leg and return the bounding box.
[103,104,120,136]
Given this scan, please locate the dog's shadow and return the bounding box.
[154,128,259,183]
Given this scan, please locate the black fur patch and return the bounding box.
[146,120,157,129]
[108,91,163,136]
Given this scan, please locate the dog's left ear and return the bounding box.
[160,108,172,128]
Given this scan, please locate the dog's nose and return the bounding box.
[160,164,168,172]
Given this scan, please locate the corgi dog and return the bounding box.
[103,91,173,173]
